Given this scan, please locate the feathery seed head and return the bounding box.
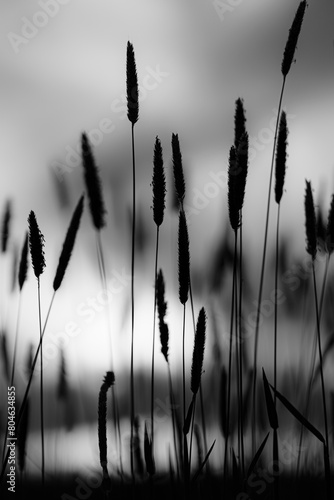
[1,200,11,253]
[18,232,29,291]
[126,41,139,125]
[234,98,246,150]
[178,210,190,305]
[156,269,169,362]
[236,131,249,213]
[53,195,84,291]
[304,180,317,260]
[326,194,334,254]
[228,146,240,231]
[275,111,288,204]
[172,133,186,205]
[81,133,106,230]
[152,136,166,227]
[191,307,207,395]
[281,1,307,77]
[28,211,45,278]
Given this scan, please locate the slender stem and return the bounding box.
[1,291,55,483]
[151,226,159,451]
[1,294,23,464]
[182,304,186,427]
[168,363,180,480]
[251,76,286,453]
[130,123,136,486]
[37,278,45,487]
[234,232,241,467]
[224,232,237,484]
[181,200,209,472]
[274,204,281,407]
[296,255,330,477]
[238,220,245,475]
[312,263,329,449]
[10,293,22,387]
[96,230,123,479]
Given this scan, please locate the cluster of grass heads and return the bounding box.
[1,1,334,498]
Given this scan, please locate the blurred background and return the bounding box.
[0,0,334,481]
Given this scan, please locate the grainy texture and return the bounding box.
[152,136,166,227]
[126,41,139,125]
[81,133,106,230]
[281,1,307,77]
[28,211,46,278]
[53,195,84,291]
[275,111,288,204]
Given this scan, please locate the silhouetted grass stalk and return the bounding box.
[252,0,307,452]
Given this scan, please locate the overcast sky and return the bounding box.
[1,0,334,375]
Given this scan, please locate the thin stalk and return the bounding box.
[168,364,180,480]
[224,232,237,484]
[238,220,245,475]
[182,304,186,428]
[151,226,160,453]
[296,255,329,477]
[181,198,209,473]
[251,76,286,453]
[37,278,45,487]
[312,263,329,456]
[96,231,124,479]
[274,204,281,407]
[1,291,55,483]
[234,232,241,469]
[1,294,23,464]
[130,123,136,485]
[10,294,22,387]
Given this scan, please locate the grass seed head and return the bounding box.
[191,307,207,395]
[178,210,190,305]
[18,232,29,291]
[275,111,288,204]
[326,194,334,254]
[126,41,139,125]
[281,1,307,77]
[152,136,166,227]
[81,133,106,231]
[228,145,240,231]
[304,180,317,260]
[1,200,11,253]
[53,195,84,291]
[234,98,247,150]
[28,211,46,278]
[172,133,186,205]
